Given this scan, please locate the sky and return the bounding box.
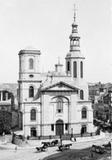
[0,0,111,83]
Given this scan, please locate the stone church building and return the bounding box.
[18,10,94,138]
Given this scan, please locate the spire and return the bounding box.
[73,4,76,23]
[69,4,80,52]
[72,4,78,30]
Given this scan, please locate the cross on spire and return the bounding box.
[73,4,77,22]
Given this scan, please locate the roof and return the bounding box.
[18,49,41,55]
[40,76,81,90]
[34,80,79,100]
[41,81,79,92]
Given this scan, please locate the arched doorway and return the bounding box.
[56,119,64,136]
[31,127,37,137]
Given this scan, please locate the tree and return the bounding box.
[0,111,12,134]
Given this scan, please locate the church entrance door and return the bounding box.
[56,119,64,136]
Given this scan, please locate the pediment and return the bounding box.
[41,81,78,92]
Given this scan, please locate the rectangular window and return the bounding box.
[81,125,87,134]
[65,123,68,130]
[3,92,6,101]
[67,61,70,72]
[51,124,54,131]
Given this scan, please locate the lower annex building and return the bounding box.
[18,9,94,138]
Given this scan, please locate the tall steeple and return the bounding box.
[69,5,80,52]
[65,5,85,81]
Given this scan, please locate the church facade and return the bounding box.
[18,10,94,137]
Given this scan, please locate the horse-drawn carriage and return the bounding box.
[36,139,59,152]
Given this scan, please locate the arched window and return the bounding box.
[80,90,84,100]
[57,98,63,113]
[30,109,36,121]
[29,58,34,69]
[80,61,83,78]
[73,61,77,78]
[82,107,87,119]
[29,86,34,98]
[67,61,70,72]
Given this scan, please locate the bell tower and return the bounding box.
[18,49,42,110]
[65,6,85,83]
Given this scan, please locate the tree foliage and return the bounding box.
[0,111,12,134]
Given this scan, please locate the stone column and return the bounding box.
[6,92,8,101]
[1,91,3,101]
[68,100,71,134]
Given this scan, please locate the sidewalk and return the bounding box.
[24,132,108,149]
[76,132,106,143]
[0,132,109,150]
